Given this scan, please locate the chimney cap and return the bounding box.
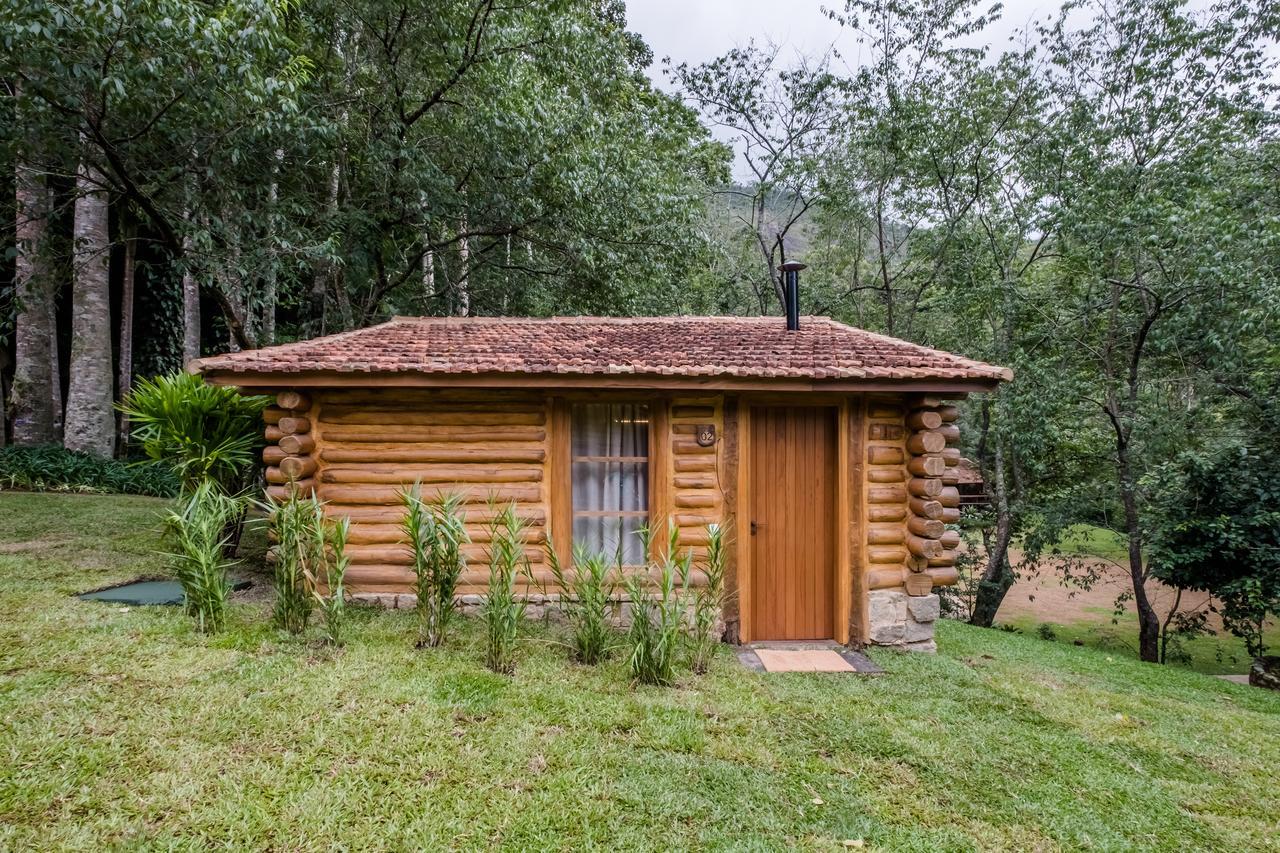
[778,261,807,272]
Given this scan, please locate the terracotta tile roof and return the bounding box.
[191,316,1012,384]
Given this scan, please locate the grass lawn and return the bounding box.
[1,494,1278,851]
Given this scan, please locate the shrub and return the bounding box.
[164,480,247,633]
[120,372,269,495]
[401,488,468,648]
[625,523,690,687]
[0,444,178,497]
[689,523,729,674]
[268,488,324,635]
[546,540,619,665]
[482,503,529,675]
[314,516,351,646]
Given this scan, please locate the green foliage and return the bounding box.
[401,488,468,648]
[689,523,729,674]
[314,516,351,647]
[1147,440,1280,659]
[163,481,247,633]
[0,444,178,497]
[121,373,269,494]
[481,503,529,675]
[267,488,323,635]
[624,523,691,687]
[546,539,619,665]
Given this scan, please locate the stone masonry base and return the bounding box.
[867,589,939,652]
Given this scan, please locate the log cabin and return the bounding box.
[192,313,1010,651]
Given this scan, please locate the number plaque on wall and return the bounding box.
[696,424,716,447]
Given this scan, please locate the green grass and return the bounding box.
[1051,524,1132,564]
[1,494,1278,851]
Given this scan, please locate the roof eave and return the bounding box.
[198,368,1006,394]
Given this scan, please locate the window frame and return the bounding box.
[567,400,654,567]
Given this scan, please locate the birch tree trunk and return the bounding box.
[455,216,471,317]
[63,158,116,457]
[181,213,200,364]
[260,148,282,345]
[116,222,136,450]
[12,158,59,445]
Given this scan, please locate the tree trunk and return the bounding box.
[1118,445,1160,662]
[260,149,282,346]
[11,157,59,445]
[455,216,471,317]
[181,219,200,364]
[63,158,116,458]
[116,222,136,451]
[969,398,1016,627]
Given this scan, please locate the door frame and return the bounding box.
[736,396,858,644]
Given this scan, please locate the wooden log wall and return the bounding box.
[864,394,962,595]
[667,397,725,563]
[263,391,318,500]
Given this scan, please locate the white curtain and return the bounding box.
[571,403,649,565]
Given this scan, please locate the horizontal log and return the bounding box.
[318,484,542,506]
[318,424,546,444]
[345,523,547,546]
[908,477,943,498]
[280,456,318,480]
[868,423,904,441]
[671,405,715,419]
[867,445,905,465]
[867,505,907,523]
[867,526,905,546]
[868,568,906,591]
[938,405,959,423]
[265,479,316,501]
[926,566,960,587]
[906,432,945,455]
[942,447,962,466]
[318,464,543,486]
[940,507,961,524]
[276,391,310,412]
[321,447,546,464]
[908,497,943,519]
[675,492,718,509]
[674,474,716,489]
[868,469,905,484]
[927,549,956,568]
[324,506,547,525]
[867,404,904,419]
[673,455,715,473]
[347,544,546,566]
[675,512,718,528]
[265,425,284,443]
[907,456,946,477]
[906,410,942,431]
[320,390,544,407]
[939,486,960,508]
[907,516,945,538]
[940,530,961,549]
[867,485,908,504]
[904,572,934,596]
[906,534,943,559]
[672,438,715,456]
[867,546,908,565]
[278,416,311,435]
[939,423,960,444]
[909,395,943,409]
[278,433,316,455]
[321,410,545,427]
[265,466,286,485]
[263,407,285,425]
[263,446,287,466]
[941,469,959,486]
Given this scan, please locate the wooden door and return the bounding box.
[749,406,838,640]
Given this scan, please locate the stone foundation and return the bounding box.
[867,589,939,652]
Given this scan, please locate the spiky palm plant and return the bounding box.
[689,523,730,674]
[625,521,691,687]
[314,514,350,646]
[546,539,620,665]
[482,503,529,674]
[164,480,247,633]
[402,487,468,648]
[268,488,324,634]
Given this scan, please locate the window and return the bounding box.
[571,402,649,565]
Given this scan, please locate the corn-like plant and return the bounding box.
[267,486,323,634]
[546,538,620,665]
[314,515,350,646]
[482,502,529,674]
[625,522,691,686]
[164,480,247,633]
[401,487,468,648]
[689,523,730,674]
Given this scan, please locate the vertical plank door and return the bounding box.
[749,406,838,640]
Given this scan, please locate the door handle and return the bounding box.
[750,520,763,535]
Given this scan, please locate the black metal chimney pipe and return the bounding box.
[779,261,806,331]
